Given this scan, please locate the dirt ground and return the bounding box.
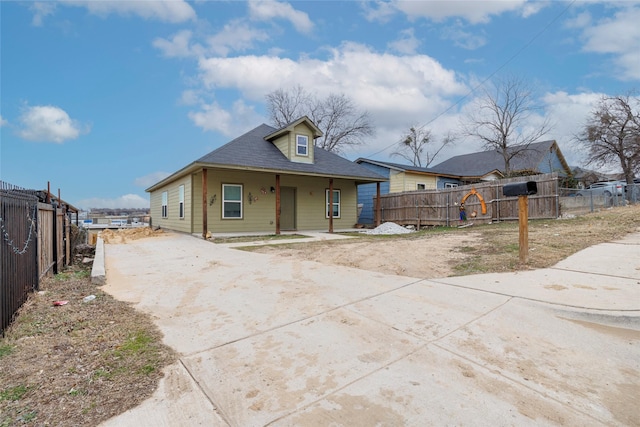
[251,232,478,278]
[247,205,640,279]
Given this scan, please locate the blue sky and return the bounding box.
[1,1,638,209]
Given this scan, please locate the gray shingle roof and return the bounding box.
[196,123,385,181]
[429,140,564,177]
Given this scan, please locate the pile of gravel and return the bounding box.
[362,222,415,235]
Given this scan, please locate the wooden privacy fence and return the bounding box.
[378,173,560,227]
[1,181,73,335]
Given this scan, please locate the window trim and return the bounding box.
[444,182,459,189]
[325,189,341,219]
[296,134,309,156]
[178,185,185,219]
[161,191,168,218]
[416,183,427,190]
[222,183,243,219]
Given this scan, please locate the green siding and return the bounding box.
[149,175,193,233]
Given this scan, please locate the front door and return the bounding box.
[280,187,296,230]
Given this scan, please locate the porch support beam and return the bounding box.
[375,181,381,226]
[275,174,281,235]
[202,168,208,239]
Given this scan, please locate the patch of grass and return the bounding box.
[116,331,153,356]
[0,345,13,359]
[0,385,29,401]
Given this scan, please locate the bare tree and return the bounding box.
[463,75,552,176]
[265,86,374,153]
[576,92,640,185]
[392,126,454,167]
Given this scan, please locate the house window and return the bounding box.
[325,189,340,218]
[222,184,242,219]
[178,185,185,219]
[296,135,308,156]
[416,183,426,190]
[161,191,168,218]
[445,182,459,188]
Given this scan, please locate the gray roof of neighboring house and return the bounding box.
[195,123,386,181]
[429,140,568,177]
[355,158,459,177]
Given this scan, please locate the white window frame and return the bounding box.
[178,185,185,219]
[416,183,426,190]
[161,191,168,218]
[222,184,243,219]
[325,189,341,219]
[296,134,309,156]
[444,182,459,188]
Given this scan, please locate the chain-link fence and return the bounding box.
[560,183,639,214]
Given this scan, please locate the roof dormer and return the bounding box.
[264,116,323,164]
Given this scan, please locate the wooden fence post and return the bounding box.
[518,195,529,263]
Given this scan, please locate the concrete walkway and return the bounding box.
[99,231,640,426]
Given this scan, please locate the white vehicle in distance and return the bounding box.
[576,181,626,198]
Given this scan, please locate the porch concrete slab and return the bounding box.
[276,344,593,427]
[103,233,418,356]
[432,268,640,311]
[101,362,227,427]
[180,307,424,427]
[553,241,640,279]
[346,280,511,341]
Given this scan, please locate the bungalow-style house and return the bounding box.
[146,117,386,236]
[354,159,460,225]
[429,140,572,184]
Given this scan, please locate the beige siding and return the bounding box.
[403,172,437,190]
[389,171,406,193]
[271,123,315,164]
[149,175,193,233]
[389,171,437,192]
[187,171,358,234]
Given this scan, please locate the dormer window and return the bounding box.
[296,135,308,156]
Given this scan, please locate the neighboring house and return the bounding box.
[146,117,386,236]
[354,159,459,225]
[429,140,571,184]
[571,167,619,189]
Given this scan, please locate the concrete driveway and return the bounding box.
[99,232,640,426]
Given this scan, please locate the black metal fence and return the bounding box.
[1,182,39,335]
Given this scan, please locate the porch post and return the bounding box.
[275,174,281,235]
[328,178,334,233]
[375,181,381,226]
[202,168,208,239]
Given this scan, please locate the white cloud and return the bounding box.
[17,105,88,143]
[388,28,421,54]
[153,30,203,58]
[30,2,56,26]
[440,22,487,50]
[575,5,640,80]
[388,0,535,24]
[76,194,149,210]
[53,0,196,23]
[134,172,171,188]
[0,115,8,127]
[188,99,262,136]
[541,90,604,166]
[206,20,270,56]
[191,42,468,158]
[248,0,314,34]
